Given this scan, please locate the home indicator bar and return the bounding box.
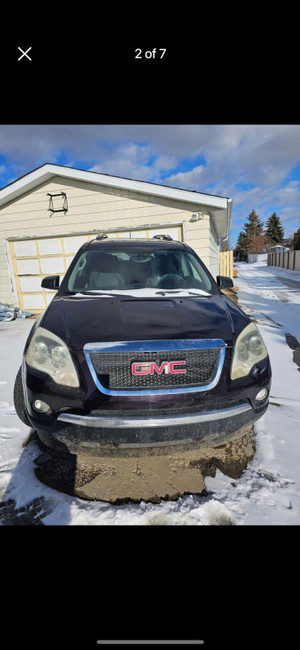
[97,642,204,646]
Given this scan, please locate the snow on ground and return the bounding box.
[1,261,300,525]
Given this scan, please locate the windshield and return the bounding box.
[64,248,218,295]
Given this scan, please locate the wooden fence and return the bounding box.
[268,250,300,271]
[219,250,233,279]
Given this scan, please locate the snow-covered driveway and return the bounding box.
[228,262,300,522]
[1,261,300,525]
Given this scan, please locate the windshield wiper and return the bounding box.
[75,291,135,297]
[155,290,210,297]
[66,289,210,298]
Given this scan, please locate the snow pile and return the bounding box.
[198,500,235,526]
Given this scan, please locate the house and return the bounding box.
[267,245,290,253]
[247,244,290,264]
[0,164,232,313]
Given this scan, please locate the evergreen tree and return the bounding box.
[243,209,265,253]
[243,209,264,238]
[265,212,285,244]
[293,228,300,250]
[235,231,249,260]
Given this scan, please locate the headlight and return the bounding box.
[231,322,268,380]
[26,326,79,387]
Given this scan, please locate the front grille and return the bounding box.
[89,346,222,391]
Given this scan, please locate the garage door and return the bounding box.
[9,224,182,313]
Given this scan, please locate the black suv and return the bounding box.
[14,235,271,456]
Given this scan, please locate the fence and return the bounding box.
[219,250,233,279]
[267,250,300,271]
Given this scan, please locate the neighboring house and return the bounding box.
[0,164,232,313]
[267,245,290,253]
[247,245,290,263]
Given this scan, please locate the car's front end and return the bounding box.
[16,238,271,457]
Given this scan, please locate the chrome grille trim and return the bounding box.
[89,348,221,390]
[83,339,226,396]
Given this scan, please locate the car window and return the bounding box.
[65,248,217,294]
[185,253,211,289]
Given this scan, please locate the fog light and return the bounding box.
[255,388,268,401]
[33,399,51,413]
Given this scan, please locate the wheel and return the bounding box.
[13,367,31,426]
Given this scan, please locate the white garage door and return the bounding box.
[9,224,182,313]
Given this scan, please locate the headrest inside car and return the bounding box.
[90,254,118,272]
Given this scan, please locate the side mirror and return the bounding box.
[216,275,234,289]
[41,275,60,290]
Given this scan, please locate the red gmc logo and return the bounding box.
[131,360,186,376]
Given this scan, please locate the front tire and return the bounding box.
[13,366,31,426]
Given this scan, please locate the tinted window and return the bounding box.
[65,248,217,294]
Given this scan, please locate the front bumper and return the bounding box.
[23,341,271,456]
[34,400,268,456]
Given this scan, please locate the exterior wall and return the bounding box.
[247,253,268,263]
[185,214,219,278]
[0,239,14,303]
[208,217,219,278]
[0,175,219,305]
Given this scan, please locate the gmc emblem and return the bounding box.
[131,360,186,376]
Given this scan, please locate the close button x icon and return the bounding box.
[18,46,32,61]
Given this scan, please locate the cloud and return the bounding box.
[1,124,300,187]
[1,124,300,240]
[161,165,205,189]
[89,142,157,181]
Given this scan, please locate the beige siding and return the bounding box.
[0,176,218,305]
[185,214,219,278]
[0,177,194,235]
[0,240,14,303]
[208,217,219,279]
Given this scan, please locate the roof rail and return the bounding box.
[95,234,108,240]
[152,234,173,241]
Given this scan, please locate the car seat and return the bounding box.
[88,253,125,290]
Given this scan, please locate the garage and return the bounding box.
[0,164,232,313]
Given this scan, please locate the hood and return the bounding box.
[41,295,239,351]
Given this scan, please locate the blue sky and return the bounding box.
[1,124,300,246]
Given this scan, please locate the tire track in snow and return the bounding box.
[237,265,300,304]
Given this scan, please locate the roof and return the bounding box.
[0,163,232,238]
[267,245,289,251]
